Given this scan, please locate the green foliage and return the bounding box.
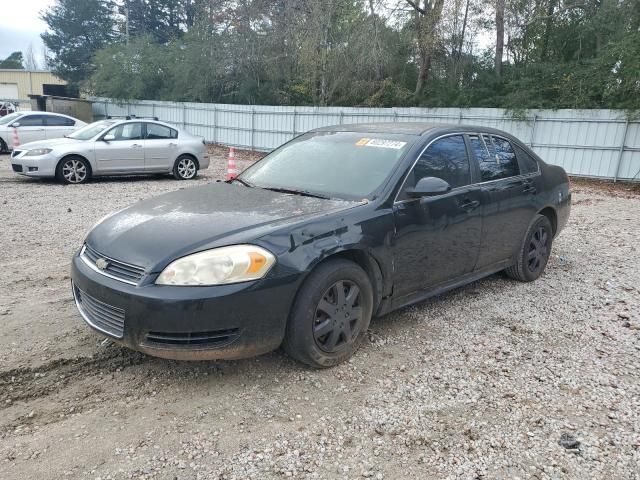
[41,0,117,87]
[42,0,640,111]
[0,52,24,69]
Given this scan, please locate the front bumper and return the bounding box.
[10,151,58,177]
[70,251,299,360]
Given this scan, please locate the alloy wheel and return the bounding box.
[62,159,87,184]
[177,158,197,179]
[527,226,549,273]
[313,280,363,353]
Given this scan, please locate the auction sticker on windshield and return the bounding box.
[355,138,407,149]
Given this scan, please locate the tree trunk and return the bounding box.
[495,0,505,80]
[541,0,557,60]
[409,0,444,99]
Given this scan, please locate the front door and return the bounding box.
[14,114,47,144]
[391,134,483,299]
[144,122,178,171]
[94,122,145,174]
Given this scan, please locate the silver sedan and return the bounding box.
[9,118,210,184]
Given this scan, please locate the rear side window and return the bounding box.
[406,135,471,191]
[18,115,45,127]
[146,123,178,140]
[471,134,519,181]
[513,144,539,174]
[46,115,75,127]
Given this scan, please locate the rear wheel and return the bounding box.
[0,138,7,153]
[283,259,373,368]
[505,214,553,282]
[56,156,91,184]
[173,155,198,180]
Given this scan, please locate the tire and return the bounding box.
[55,156,91,184]
[283,259,374,368]
[505,214,553,282]
[173,155,198,180]
[0,138,7,154]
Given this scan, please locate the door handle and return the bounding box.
[459,199,480,212]
[522,181,537,194]
[131,144,143,148]
[168,142,177,147]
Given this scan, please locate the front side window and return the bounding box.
[18,115,45,127]
[146,123,177,139]
[108,122,143,141]
[239,131,413,199]
[472,134,519,181]
[403,135,471,196]
[46,115,75,127]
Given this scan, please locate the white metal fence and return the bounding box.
[85,97,639,182]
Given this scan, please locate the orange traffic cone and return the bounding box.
[12,127,19,149]
[226,147,239,180]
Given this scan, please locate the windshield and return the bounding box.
[68,120,116,140]
[239,132,414,199]
[0,113,21,125]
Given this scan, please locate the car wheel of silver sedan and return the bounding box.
[56,156,91,184]
[173,155,198,180]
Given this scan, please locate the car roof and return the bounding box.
[110,118,182,131]
[309,122,528,144]
[16,111,75,118]
[310,122,446,135]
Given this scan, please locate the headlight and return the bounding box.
[156,245,275,286]
[25,148,53,156]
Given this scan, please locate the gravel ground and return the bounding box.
[0,151,639,480]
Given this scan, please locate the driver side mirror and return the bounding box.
[103,134,115,142]
[405,177,451,198]
[10,122,20,128]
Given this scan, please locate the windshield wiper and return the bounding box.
[230,177,254,188]
[261,186,331,200]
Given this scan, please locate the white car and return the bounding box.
[10,117,210,184]
[0,111,86,152]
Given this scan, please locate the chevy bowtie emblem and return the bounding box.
[95,258,110,270]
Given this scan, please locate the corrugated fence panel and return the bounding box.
[88,97,639,181]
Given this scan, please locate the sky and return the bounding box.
[0,0,55,68]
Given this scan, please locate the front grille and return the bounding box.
[73,284,125,338]
[144,329,241,349]
[11,164,23,172]
[82,244,146,285]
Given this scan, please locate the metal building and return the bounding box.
[0,69,67,100]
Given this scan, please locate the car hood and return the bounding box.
[86,182,359,271]
[17,137,82,150]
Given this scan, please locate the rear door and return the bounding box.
[391,134,484,298]
[144,122,179,171]
[94,122,145,173]
[14,114,47,144]
[469,133,538,269]
[44,114,77,139]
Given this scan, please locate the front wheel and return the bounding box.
[283,259,373,368]
[56,156,91,184]
[505,214,553,282]
[173,155,198,180]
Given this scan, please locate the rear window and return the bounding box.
[240,131,414,199]
[469,134,520,181]
[146,123,178,139]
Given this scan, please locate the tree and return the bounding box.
[0,52,24,69]
[41,0,117,87]
[23,43,39,70]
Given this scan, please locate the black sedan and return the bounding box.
[71,123,571,368]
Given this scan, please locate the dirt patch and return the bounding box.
[0,154,639,479]
[569,176,640,198]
